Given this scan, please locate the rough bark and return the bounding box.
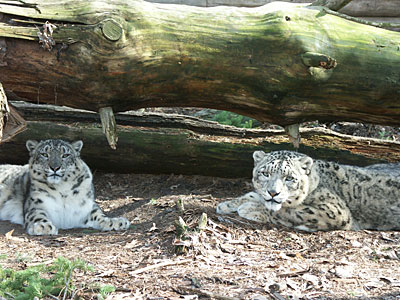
[0,1,399,127]
[1,102,398,178]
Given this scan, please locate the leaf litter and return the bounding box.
[0,172,399,299]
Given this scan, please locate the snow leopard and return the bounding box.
[217,150,400,231]
[0,139,131,235]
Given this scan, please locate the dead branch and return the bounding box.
[129,259,192,275]
[176,286,243,300]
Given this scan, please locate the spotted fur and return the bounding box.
[0,139,130,235]
[217,150,400,231]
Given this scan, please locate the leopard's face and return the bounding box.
[252,150,314,211]
[26,139,83,185]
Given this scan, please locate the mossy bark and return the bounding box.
[0,1,399,126]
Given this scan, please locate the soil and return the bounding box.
[0,172,400,300]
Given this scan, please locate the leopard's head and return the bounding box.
[26,139,83,185]
[252,150,316,211]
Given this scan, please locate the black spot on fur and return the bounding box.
[73,190,79,195]
[326,211,336,220]
[303,207,315,215]
[72,175,85,190]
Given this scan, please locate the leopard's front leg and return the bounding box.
[216,192,261,214]
[25,207,58,235]
[270,191,354,231]
[217,192,272,223]
[84,204,131,231]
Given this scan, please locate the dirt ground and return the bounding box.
[0,172,399,300]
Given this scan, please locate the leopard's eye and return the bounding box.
[286,176,295,182]
[41,152,49,158]
[62,153,71,159]
[261,171,270,178]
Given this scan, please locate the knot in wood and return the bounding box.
[102,19,123,42]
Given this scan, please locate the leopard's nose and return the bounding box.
[50,166,60,172]
[268,190,280,198]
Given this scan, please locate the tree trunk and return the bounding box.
[1,101,398,178]
[0,1,399,127]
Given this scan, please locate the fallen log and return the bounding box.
[149,0,400,17]
[0,102,398,178]
[0,0,399,128]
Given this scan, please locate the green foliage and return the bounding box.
[211,111,259,128]
[0,256,94,300]
[149,198,158,205]
[97,284,116,300]
[15,252,33,263]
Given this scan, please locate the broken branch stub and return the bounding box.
[99,106,118,150]
[0,82,8,142]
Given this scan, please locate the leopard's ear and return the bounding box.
[299,156,313,175]
[71,140,83,153]
[253,150,266,164]
[26,140,38,154]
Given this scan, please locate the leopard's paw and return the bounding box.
[216,201,238,214]
[98,217,131,231]
[26,221,58,235]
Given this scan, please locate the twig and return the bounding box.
[46,294,59,300]
[62,267,76,300]
[277,267,310,278]
[175,286,243,300]
[4,292,15,299]
[129,259,192,275]
[176,198,185,212]
[175,217,190,254]
[197,212,208,231]
[268,284,286,300]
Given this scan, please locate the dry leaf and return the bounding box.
[350,240,362,248]
[124,239,139,249]
[5,229,14,239]
[148,223,158,232]
[302,274,319,286]
[334,266,354,278]
[4,229,24,242]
